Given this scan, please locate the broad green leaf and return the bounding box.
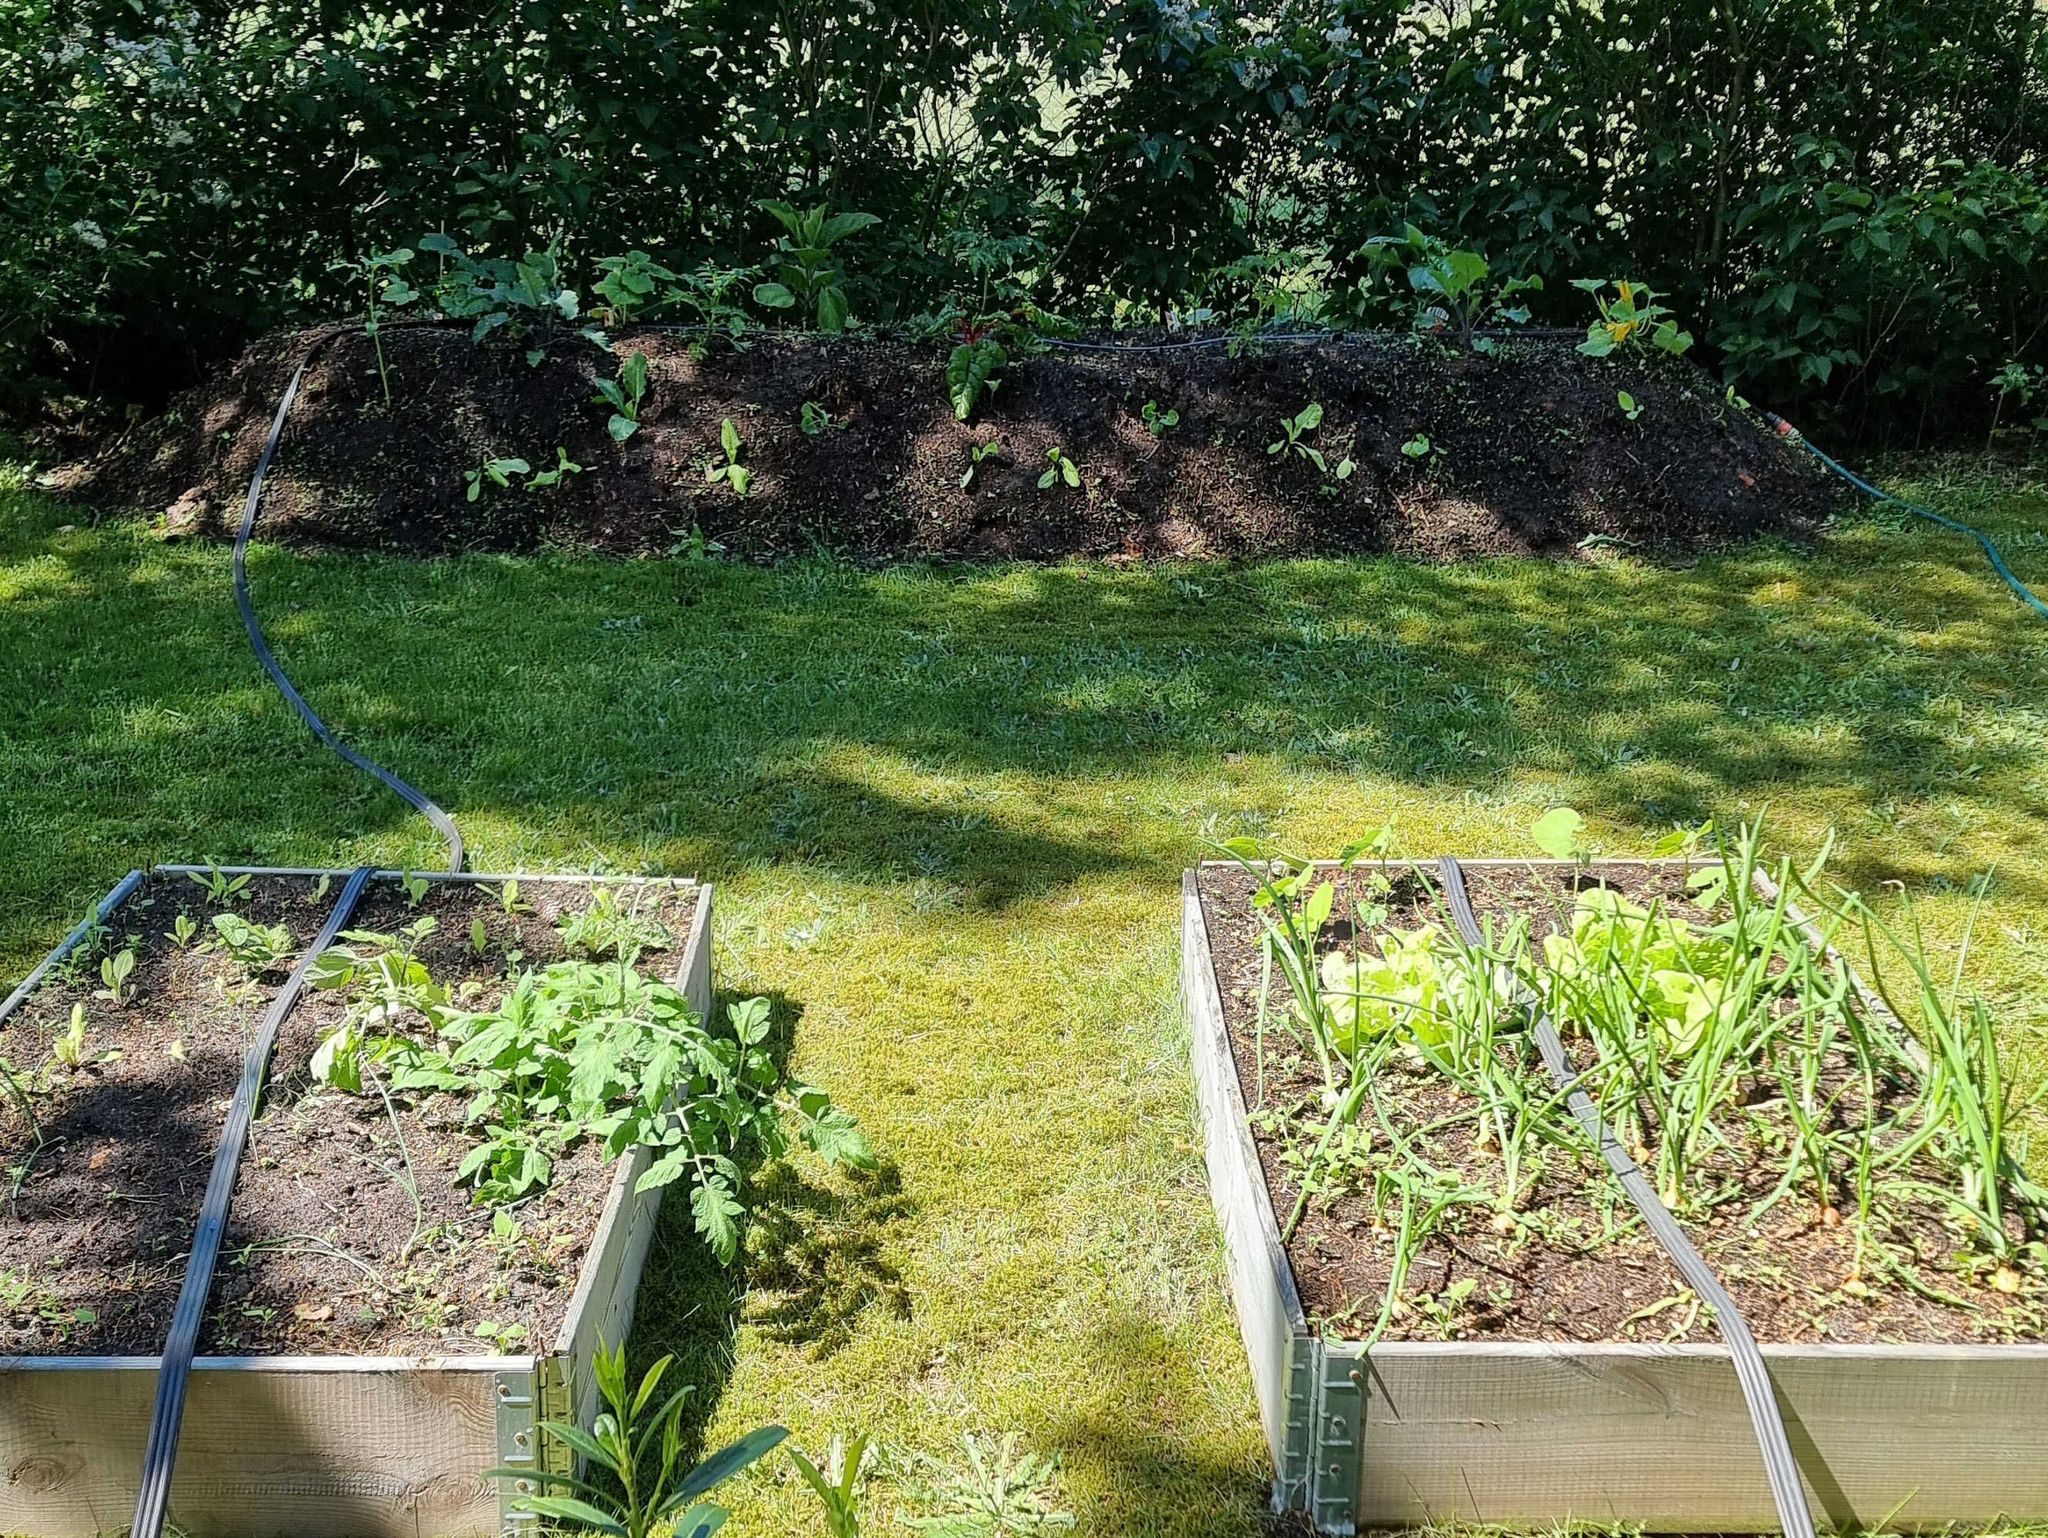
[1530,807,1585,861]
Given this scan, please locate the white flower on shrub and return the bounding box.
[69,220,107,251]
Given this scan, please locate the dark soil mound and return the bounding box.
[65,325,1838,562]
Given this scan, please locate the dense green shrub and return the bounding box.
[2,0,2043,435]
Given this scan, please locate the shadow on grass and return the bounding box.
[623,989,915,1464]
[5,502,2047,960]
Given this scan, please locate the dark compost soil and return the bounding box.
[0,873,697,1357]
[1194,860,2044,1346]
[63,325,1839,563]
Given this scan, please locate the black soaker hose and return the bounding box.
[127,865,373,1538]
[234,339,465,873]
[1436,856,1818,1538]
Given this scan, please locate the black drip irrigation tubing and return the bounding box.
[125,331,470,1537]
[1765,413,2048,623]
[234,332,466,873]
[1436,856,1819,1538]
[127,866,375,1538]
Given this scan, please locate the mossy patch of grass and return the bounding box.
[2,458,2045,1535]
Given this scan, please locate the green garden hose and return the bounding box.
[1767,414,2048,623]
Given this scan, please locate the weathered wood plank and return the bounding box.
[1181,874,1307,1494]
[1345,1340,2048,1530]
[0,1360,500,1537]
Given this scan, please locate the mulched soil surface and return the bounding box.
[1195,860,2044,1345]
[65,325,1839,563]
[1,873,697,1357]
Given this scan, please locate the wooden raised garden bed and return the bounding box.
[1183,856,2048,1534]
[1,866,712,1538]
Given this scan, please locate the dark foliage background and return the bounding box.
[4,0,2044,435]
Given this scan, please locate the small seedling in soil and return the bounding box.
[401,871,431,908]
[594,351,650,442]
[1038,446,1081,490]
[527,447,582,490]
[1574,278,1693,357]
[708,418,751,495]
[1400,433,1433,460]
[465,457,530,502]
[557,886,668,960]
[800,401,839,435]
[1618,390,1644,422]
[960,438,1003,490]
[469,918,489,956]
[1142,400,1179,436]
[1270,403,1327,467]
[166,913,200,949]
[212,912,295,973]
[495,879,527,917]
[95,948,136,1004]
[52,1004,89,1067]
[189,864,251,904]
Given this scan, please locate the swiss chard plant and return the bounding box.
[594,352,650,442]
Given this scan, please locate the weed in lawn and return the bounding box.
[595,353,651,443]
[898,1431,1077,1537]
[789,1432,875,1538]
[708,418,751,496]
[490,1339,788,1538]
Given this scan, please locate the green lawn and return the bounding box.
[3,459,2046,1536]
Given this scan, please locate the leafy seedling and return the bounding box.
[1618,390,1644,422]
[213,913,295,973]
[188,865,251,904]
[960,439,1003,489]
[593,352,650,442]
[1530,806,1587,862]
[465,457,530,501]
[946,326,1008,421]
[800,401,839,435]
[335,246,419,407]
[52,1004,89,1067]
[1401,433,1433,460]
[1142,400,1179,436]
[1037,447,1080,490]
[707,418,750,495]
[527,447,583,489]
[95,948,136,1004]
[401,872,430,908]
[488,1340,788,1538]
[167,913,200,949]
